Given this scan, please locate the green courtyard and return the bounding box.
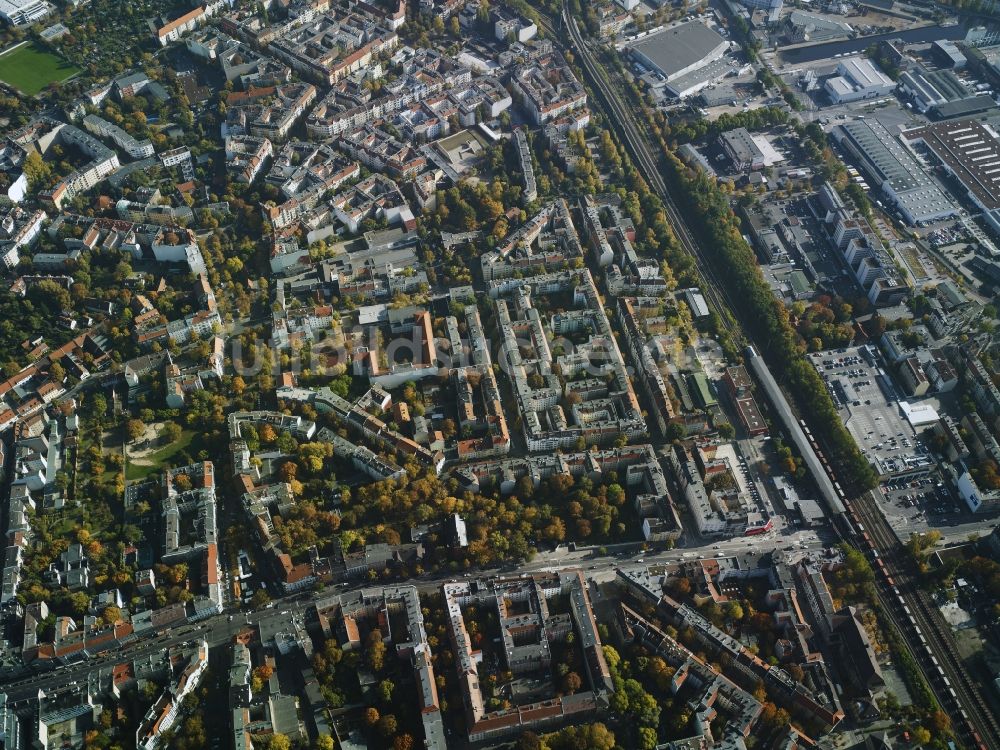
[125,426,199,481]
[0,41,81,96]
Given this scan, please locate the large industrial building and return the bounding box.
[0,0,51,25]
[718,128,783,172]
[720,128,766,171]
[898,66,971,113]
[627,20,731,98]
[825,57,896,104]
[904,119,1000,212]
[932,39,967,69]
[782,11,853,44]
[835,119,957,225]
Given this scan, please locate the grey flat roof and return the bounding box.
[840,119,924,191]
[838,120,954,221]
[667,55,734,97]
[931,94,997,120]
[720,127,763,163]
[629,21,726,79]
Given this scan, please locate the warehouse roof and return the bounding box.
[930,94,997,120]
[839,119,924,191]
[628,21,727,80]
[837,119,954,221]
[906,119,1000,210]
[720,127,764,165]
[838,57,893,89]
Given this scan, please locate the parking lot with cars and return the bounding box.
[878,474,974,538]
[808,347,936,478]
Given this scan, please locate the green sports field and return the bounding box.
[0,41,81,96]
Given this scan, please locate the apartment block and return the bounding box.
[82,114,156,159]
[511,51,588,126]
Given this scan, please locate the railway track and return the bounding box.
[847,492,1000,750]
[800,415,1000,750]
[549,8,743,344]
[545,9,1000,747]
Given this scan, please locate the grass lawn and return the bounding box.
[0,42,81,96]
[126,429,198,481]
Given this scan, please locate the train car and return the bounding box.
[903,605,912,616]
[942,676,952,687]
[931,656,940,667]
[887,577,896,588]
[948,688,957,700]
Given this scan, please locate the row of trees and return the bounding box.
[653,106,789,149]
[876,605,947,740]
[821,545,946,737]
[656,148,877,493]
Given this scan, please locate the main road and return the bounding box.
[550,7,1000,749]
[0,528,825,702]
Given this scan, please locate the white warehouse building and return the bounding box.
[825,57,896,104]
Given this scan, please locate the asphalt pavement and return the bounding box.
[0,528,828,702]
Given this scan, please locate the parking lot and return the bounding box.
[877,475,974,538]
[717,442,764,508]
[808,347,935,477]
[881,473,961,516]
